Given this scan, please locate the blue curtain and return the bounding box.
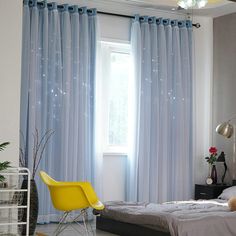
[127,15,193,203]
[20,0,98,223]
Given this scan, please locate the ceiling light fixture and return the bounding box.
[178,0,208,9]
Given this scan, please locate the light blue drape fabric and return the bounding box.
[20,0,98,223]
[128,16,193,203]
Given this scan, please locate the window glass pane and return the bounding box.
[108,51,131,146]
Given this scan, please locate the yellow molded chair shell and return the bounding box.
[39,171,104,212]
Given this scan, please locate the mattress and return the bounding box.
[96,200,236,236]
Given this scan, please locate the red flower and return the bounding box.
[209,146,217,154]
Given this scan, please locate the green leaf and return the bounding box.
[0,161,11,182]
[0,161,11,171]
[0,142,10,151]
[0,175,5,182]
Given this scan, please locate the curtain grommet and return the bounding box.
[79,7,87,14]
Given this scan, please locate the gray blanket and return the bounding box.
[98,200,236,236]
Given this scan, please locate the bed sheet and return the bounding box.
[97,200,236,236]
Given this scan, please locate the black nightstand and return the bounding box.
[195,184,231,200]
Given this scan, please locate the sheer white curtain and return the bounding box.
[20,0,99,223]
[127,15,193,203]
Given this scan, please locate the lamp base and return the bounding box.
[232,180,236,186]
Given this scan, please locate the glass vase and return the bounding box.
[211,164,217,184]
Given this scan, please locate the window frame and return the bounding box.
[100,40,131,155]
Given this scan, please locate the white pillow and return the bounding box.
[218,186,236,200]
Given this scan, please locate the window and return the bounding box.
[99,41,132,154]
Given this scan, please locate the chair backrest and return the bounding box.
[39,171,58,186]
[39,171,104,212]
[39,171,90,211]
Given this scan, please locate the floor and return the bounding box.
[36,222,117,236]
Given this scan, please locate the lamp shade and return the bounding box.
[216,122,234,138]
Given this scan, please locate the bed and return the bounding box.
[95,188,236,236]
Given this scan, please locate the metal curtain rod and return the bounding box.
[97,11,201,28]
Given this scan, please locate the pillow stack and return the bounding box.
[218,186,236,211]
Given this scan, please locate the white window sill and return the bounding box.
[103,152,128,157]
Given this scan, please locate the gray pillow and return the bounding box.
[218,186,236,200]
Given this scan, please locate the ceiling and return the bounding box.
[53,0,236,17]
[106,0,236,17]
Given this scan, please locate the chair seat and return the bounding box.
[91,200,104,210]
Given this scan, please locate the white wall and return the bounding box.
[102,155,127,201]
[193,16,213,185]
[0,1,22,166]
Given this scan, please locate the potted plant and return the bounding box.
[20,129,54,235]
[0,142,11,188]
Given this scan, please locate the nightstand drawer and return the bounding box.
[195,190,213,200]
[195,184,230,200]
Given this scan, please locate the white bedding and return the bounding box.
[100,200,236,236]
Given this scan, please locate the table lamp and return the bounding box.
[216,119,236,185]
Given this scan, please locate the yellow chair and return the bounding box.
[39,171,104,236]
